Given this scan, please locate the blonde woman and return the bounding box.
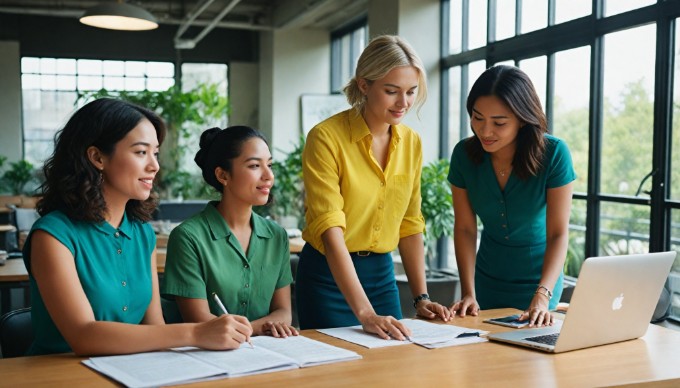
[296,35,452,338]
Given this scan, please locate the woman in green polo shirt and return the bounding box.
[24,98,253,356]
[162,126,298,338]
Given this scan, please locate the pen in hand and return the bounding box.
[212,292,254,349]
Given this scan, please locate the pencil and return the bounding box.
[212,292,254,349]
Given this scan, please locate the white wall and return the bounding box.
[0,41,23,162]
[366,0,442,164]
[259,28,330,159]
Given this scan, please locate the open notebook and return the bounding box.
[487,251,676,353]
[83,335,361,388]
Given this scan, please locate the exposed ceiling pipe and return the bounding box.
[174,0,242,49]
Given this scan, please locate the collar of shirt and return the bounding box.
[347,109,404,146]
[93,211,133,239]
[203,200,274,241]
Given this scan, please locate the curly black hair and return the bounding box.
[37,98,166,222]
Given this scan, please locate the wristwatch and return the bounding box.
[413,293,430,308]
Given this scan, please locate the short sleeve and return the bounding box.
[447,140,469,188]
[546,138,577,189]
[161,225,208,299]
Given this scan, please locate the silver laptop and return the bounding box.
[487,251,676,353]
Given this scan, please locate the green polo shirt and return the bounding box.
[23,210,155,355]
[161,202,293,321]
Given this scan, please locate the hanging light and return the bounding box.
[80,1,158,31]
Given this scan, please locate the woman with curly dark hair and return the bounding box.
[448,65,576,327]
[23,98,252,356]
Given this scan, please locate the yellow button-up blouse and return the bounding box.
[301,109,425,255]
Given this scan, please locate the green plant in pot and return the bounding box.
[420,158,455,273]
[2,159,37,195]
[396,158,458,318]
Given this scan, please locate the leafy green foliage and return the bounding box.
[254,136,305,226]
[77,84,228,199]
[1,159,36,195]
[420,159,455,269]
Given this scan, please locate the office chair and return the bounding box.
[0,307,34,358]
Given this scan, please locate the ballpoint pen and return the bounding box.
[212,292,254,349]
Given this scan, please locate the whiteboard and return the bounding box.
[300,94,350,135]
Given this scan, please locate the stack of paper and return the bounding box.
[318,319,488,349]
[83,335,361,388]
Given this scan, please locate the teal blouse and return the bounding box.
[23,210,156,355]
[161,202,293,321]
[447,135,576,310]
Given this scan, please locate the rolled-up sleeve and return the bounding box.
[302,126,347,252]
[399,135,425,238]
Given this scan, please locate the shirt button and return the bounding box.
[380,181,385,187]
[117,249,122,254]
[244,264,249,269]
[378,203,384,209]
[114,232,120,238]
[241,302,247,306]
[121,281,127,287]
[122,306,128,312]
[245,283,249,288]
[504,236,509,240]
[500,213,505,217]
[374,226,380,231]
[502,224,507,228]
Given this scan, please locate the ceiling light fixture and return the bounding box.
[80,1,158,31]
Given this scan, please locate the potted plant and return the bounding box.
[396,159,459,318]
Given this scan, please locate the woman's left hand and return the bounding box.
[416,300,453,322]
[519,295,554,327]
[261,321,299,338]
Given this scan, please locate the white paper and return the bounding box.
[318,319,487,349]
[251,335,361,367]
[86,351,225,388]
[82,335,362,387]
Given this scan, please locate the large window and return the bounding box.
[442,0,680,321]
[21,58,174,165]
[330,21,368,93]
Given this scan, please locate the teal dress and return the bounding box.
[23,210,156,355]
[447,135,576,310]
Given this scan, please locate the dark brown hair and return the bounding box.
[465,65,547,180]
[37,98,166,222]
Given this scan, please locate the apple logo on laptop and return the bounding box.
[612,293,624,310]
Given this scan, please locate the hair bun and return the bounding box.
[195,127,222,168]
[199,127,222,149]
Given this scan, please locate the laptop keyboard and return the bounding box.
[524,333,560,345]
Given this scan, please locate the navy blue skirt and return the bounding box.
[295,244,402,329]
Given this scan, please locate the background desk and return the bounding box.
[1,308,679,386]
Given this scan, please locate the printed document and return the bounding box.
[82,335,361,388]
[318,319,487,349]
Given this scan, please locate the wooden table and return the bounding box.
[1,308,679,386]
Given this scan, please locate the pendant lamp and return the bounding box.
[80,1,158,31]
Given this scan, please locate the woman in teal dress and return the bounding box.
[24,98,252,355]
[448,65,576,327]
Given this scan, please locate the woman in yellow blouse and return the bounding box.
[296,35,452,338]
